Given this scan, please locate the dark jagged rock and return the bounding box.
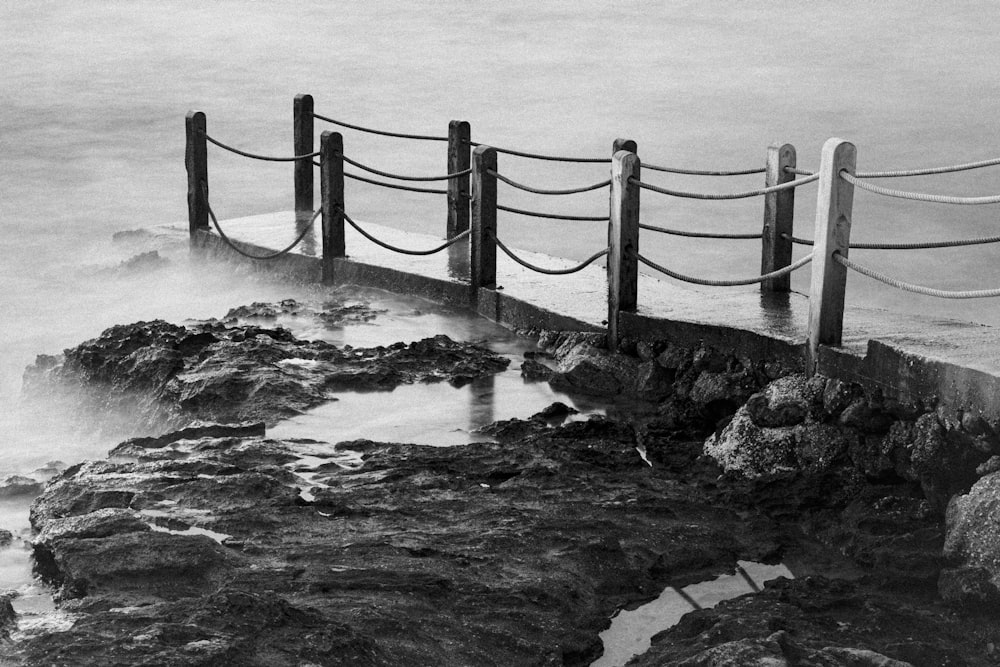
[223,297,387,327]
[24,318,509,433]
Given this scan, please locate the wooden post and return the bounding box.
[293,94,314,217]
[448,120,471,237]
[760,143,796,292]
[185,110,208,237]
[807,138,856,375]
[471,145,497,292]
[320,131,345,283]
[609,149,640,349]
[610,139,636,247]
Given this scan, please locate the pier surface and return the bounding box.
[188,212,1000,422]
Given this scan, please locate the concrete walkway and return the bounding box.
[189,212,1000,422]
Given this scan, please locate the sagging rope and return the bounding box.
[488,169,610,195]
[840,171,1000,205]
[634,250,813,287]
[469,141,610,164]
[206,197,320,260]
[341,153,471,182]
[313,113,448,142]
[630,172,819,200]
[496,204,609,222]
[640,223,762,240]
[202,132,321,162]
[785,167,815,176]
[856,156,1000,178]
[489,231,609,275]
[311,161,450,195]
[643,163,765,176]
[783,232,1000,251]
[341,209,469,256]
[834,252,1000,298]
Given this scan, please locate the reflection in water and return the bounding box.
[592,561,793,667]
[468,373,497,432]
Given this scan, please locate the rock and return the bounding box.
[0,531,13,548]
[531,402,577,421]
[35,508,149,543]
[635,360,673,401]
[943,471,1000,594]
[704,408,797,477]
[908,413,986,511]
[0,475,42,498]
[519,357,553,382]
[745,375,810,428]
[549,340,636,397]
[24,319,509,431]
[977,455,1000,477]
[809,647,913,666]
[938,566,1000,608]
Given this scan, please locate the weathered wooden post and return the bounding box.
[610,139,637,248]
[320,131,345,283]
[761,143,797,293]
[293,94,314,217]
[608,149,640,349]
[471,145,497,294]
[807,138,856,375]
[185,110,208,238]
[448,120,471,237]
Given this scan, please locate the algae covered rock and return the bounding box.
[942,470,1000,600]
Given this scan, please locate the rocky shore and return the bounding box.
[5,302,1000,665]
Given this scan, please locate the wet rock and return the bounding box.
[938,565,1000,608]
[0,474,42,497]
[520,357,554,382]
[532,401,577,421]
[35,508,149,542]
[976,455,1000,476]
[0,531,13,548]
[704,409,797,477]
[24,319,509,430]
[745,375,810,428]
[943,471,1000,595]
[907,413,987,511]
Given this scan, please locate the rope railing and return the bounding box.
[634,250,813,287]
[643,162,765,176]
[640,223,762,240]
[469,141,610,164]
[341,153,471,182]
[202,132,321,162]
[313,113,448,142]
[629,172,819,200]
[496,204,609,222]
[205,192,320,260]
[310,160,448,195]
[785,167,815,176]
[855,156,1000,178]
[834,252,1000,299]
[342,209,469,256]
[488,169,611,195]
[841,171,1000,205]
[489,231,609,275]
[783,232,1000,251]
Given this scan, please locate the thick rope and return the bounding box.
[313,113,448,142]
[630,172,819,200]
[785,167,815,176]
[202,132,320,162]
[834,252,1000,298]
[488,169,610,195]
[496,204,609,222]
[310,160,448,194]
[783,232,1000,250]
[207,198,320,260]
[640,223,761,240]
[856,156,1000,178]
[841,171,1000,205]
[468,141,609,164]
[635,250,813,287]
[341,154,471,182]
[490,232,609,275]
[643,163,765,176]
[341,210,469,256]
